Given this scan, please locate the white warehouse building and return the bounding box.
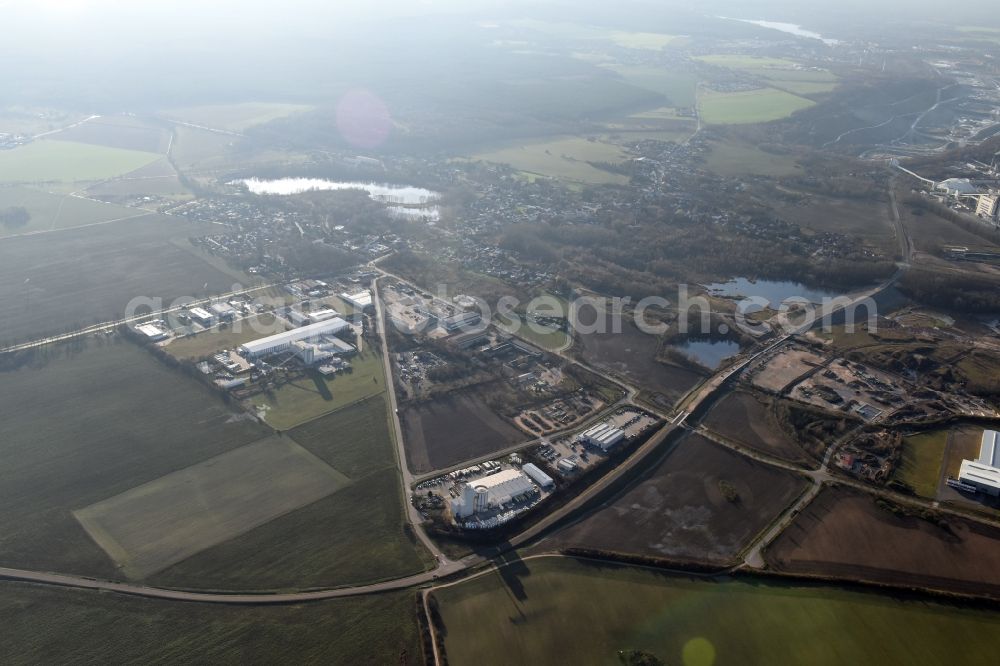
[579,422,625,451]
[341,290,374,310]
[959,429,1000,497]
[521,462,554,489]
[238,317,350,359]
[450,469,535,519]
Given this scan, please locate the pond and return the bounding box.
[671,338,741,370]
[706,278,841,310]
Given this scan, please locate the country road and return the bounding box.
[5,186,978,611]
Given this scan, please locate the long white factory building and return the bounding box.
[451,469,535,519]
[238,317,350,359]
[959,429,1000,497]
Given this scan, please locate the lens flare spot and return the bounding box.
[682,637,716,666]
[335,89,391,149]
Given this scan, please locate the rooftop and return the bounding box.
[239,317,349,355]
[979,430,1000,468]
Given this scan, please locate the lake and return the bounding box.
[235,178,440,205]
[672,339,740,370]
[706,278,841,310]
[723,18,840,46]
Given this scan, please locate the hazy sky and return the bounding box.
[1,0,996,109]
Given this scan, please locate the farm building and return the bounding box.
[958,429,1000,496]
[450,469,535,519]
[522,463,554,489]
[238,317,350,359]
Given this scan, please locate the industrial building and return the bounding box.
[135,322,169,341]
[238,317,350,359]
[288,307,340,327]
[578,422,625,451]
[292,336,356,365]
[188,307,214,327]
[209,302,238,320]
[450,469,535,519]
[441,311,482,332]
[341,290,374,310]
[976,193,999,219]
[521,463,554,489]
[958,429,1000,496]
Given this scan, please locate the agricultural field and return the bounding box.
[703,139,802,176]
[249,347,386,431]
[498,320,570,352]
[894,430,948,497]
[603,65,698,107]
[0,139,162,184]
[766,486,1000,598]
[0,186,146,237]
[152,396,434,590]
[472,136,630,185]
[510,20,681,51]
[576,315,703,409]
[696,55,838,96]
[165,313,288,360]
[0,215,245,345]
[899,198,1000,253]
[0,340,271,578]
[549,434,808,564]
[49,115,171,153]
[162,102,313,132]
[702,390,811,464]
[433,556,1000,666]
[1,581,422,665]
[167,125,242,170]
[774,195,897,253]
[85,158,191,199]
[942,425,990,480]
[401,388,525,474]
[0,107,88,136]
[699,88,815,125]
[76,436,350,580]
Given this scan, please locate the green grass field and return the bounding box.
[473,136,629,184]
[501,322,571,351]
[0,340,271,578]
[163,102,313,131]
[510,20,680,51]
[250,347,386,430]
[434,557,1000,665]
[75,436,350,580]
[699,87,815,125]
[696,55,838,97]
[609,31,683,50]
[0,139,161,183]
[895,431,948,497]
[1,581,422,665]
[151,395,434,590]
[0,186,146,237]
[704,140,802,176]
